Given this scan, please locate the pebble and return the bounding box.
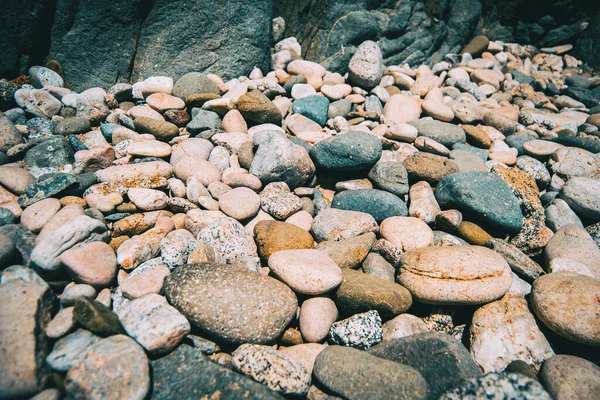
[268,249,342,295]
[232,344,311,396]
[21,198,61,233]
[311,208,378,242]
[117,293,190,354]
[299,297,338,342]
[331,188,407,223]
[65,335,150,400]
[382,314,429,341]
[127,140,172,158]
[539,355,600,400]
[47,329,100,372]
[328,310,383,349]
[218,186,260,220]
[59,241,117,287]
[254,220,314,259]
[314,232,375,269]
[470,293,554,373]
[531,272,600,346]
[314,346,428,400]
[398,246,512,305]
[163,263,297,344]
[335,269,412,317]
[439,373,551,400]
[368,332,481,399]
[380,216,434,251]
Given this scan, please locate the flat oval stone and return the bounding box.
[539,355,600,400]
[435,171,523,234]
[559,177,600,223]
[398,246,513,305]
[409,119,466,148]
[380,216,434,252]
[254,220,314,260]
[331,189,407,223]
[299,297,338,343]
[335,269,412,318]
[311,208,378,242]
[268,249,343,295]
[127,140,172,158]
[313,346,428,400]
[531,272,600,346]
[163,263,297,344]
[309,131,382,171]
[218,187,260,221]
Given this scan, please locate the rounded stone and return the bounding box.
[313,346,428,400]
[398,246,513,305]
[403,152,459,185]
[435,171,523,234]
[539,355,600,400]
[65,335,150,400]
[21,198,61,233]
[163,263,298,344]
[172,72,220,100]
[268,249,343,295]
[332,189,407,223]
[335,269,412,318]
[218,187,260,221]
[380,216,434,252]
[133,116,179,142]
[309,131,382,171]
[59,242,117,288]
[299,297,338,343]
[531,272,600,346]
[253,220,314,260]
[409,119,466,148]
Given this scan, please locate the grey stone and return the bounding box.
[163,263,298,344]
[368,161,409,197]
[439,373,551,399]
[368,332,481,399]
[0,111,24,152]
[24,136,74,169]
[348,40,384,90]
[328,310,383,349]
[313,346,428,400]
[539,355,600,400]
[28,65,64,88]
[151,344,284,400]
[250,130,315,189]
[409,119,466,148]
[559,177,600,223]
[46,329,100,372]
[309,131,382,171]
[173,72,220,99]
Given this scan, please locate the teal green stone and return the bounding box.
[435,172,523,233]
[332,189,407,223]
[292,95,330,126]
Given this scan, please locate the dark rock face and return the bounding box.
[2,0,272,91]
[131,0,272,82]
[274,0,600,70]
[49,0,143,92]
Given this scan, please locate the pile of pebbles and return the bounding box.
[1,33,600,400]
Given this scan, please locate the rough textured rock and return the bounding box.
[368,332,481,399]
[439,372,551,399]
[0,279,53,399]
[163,263,298,344]
[64,335,150,400]
[45,0,272,90]
[313,346,428,400]
[470,293,554,373]
[151,344,284,400]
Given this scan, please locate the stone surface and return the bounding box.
[368,332,481,399]
[163,263,297,344]
[470,293,554,373]
[439,373,551,399]
[59,241,117,287]
[0,279,52,399]
[231,344,311,396]
[328,310,383,349]
[334,269,412,318]
[435,171,523,233]
[311,208,378,242]
[151,344,283,400]
[544,224,600,279]
[531,272,600,346]
[398,246,513,305]
[559,177,600,223]
[313,346,428,400]
[64,335,150,400]
[268,249,342,295]
[309,131,382,171]
[539,355,600,400]
[314,232,375,269]
[117,293,190,354]
[380,216,434,252]
[299,297,338,343]
[331,189,407,223]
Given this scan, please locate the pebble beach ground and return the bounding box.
[1,32,600,400]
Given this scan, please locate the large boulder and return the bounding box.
[131,0,272,82]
